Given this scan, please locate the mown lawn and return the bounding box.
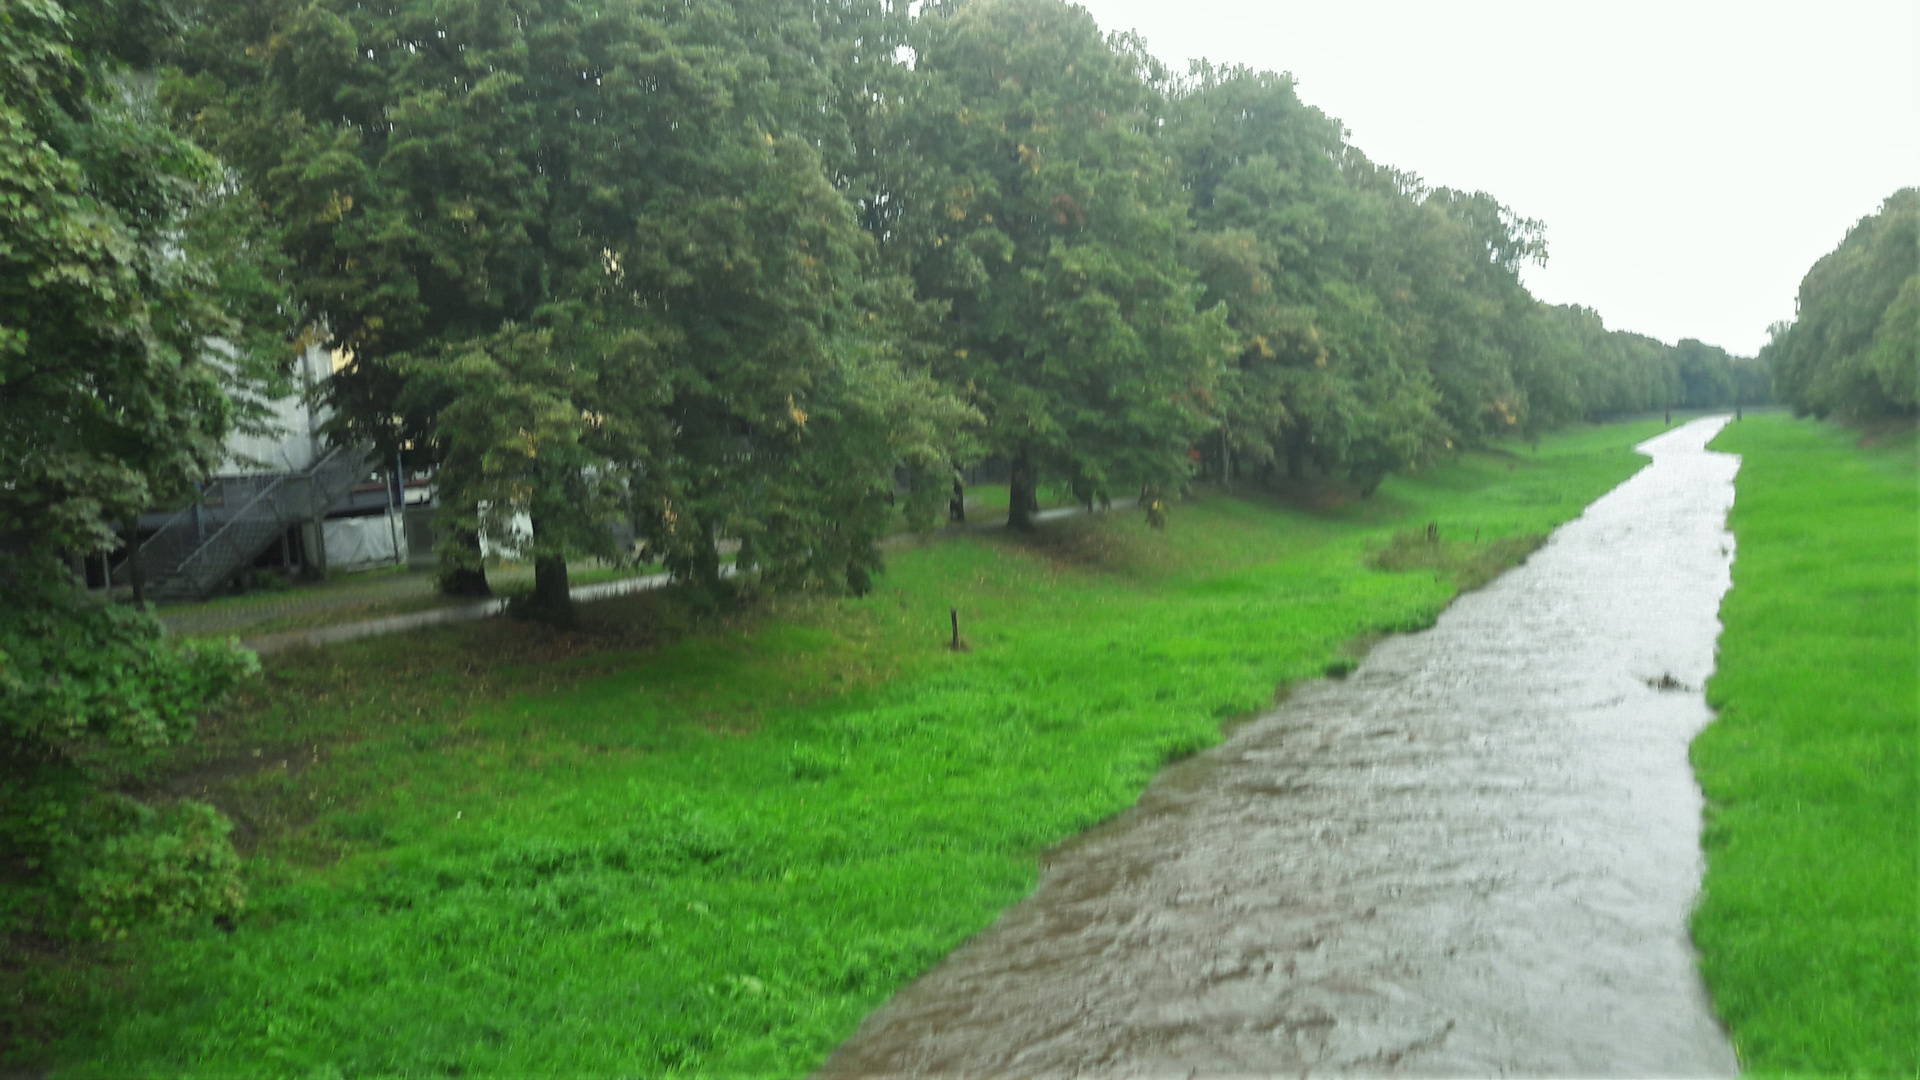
[29,421,1665,1077]
[1693,414,1918,1075]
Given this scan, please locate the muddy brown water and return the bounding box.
[820,417,1742,1078]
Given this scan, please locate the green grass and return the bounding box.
[1692,414,1918,1075]
[24,421,1667,1077]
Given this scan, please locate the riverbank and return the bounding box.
[820,418,1740,1076]
[1693,414,1917,1074]
[16,421,1666,1076]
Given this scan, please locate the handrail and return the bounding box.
[173,444,358,582]
[110,443,374,597]
[122,463,322,578]
[169,477,293,579]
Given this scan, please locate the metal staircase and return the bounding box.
[114,444,374,601]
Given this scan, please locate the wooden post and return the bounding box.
[950,607,960,651]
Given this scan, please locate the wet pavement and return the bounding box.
[820,417,1742,1078]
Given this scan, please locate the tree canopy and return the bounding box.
[1,0,272,940]
[168,0,973,609]
[1764,188,1917,420]
[885,0,1231,524]
[162,0,1767,570]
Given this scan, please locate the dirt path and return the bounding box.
[819,417,1742,1077]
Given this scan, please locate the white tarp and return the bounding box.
[323,512,404,572]
[477,508,534,560]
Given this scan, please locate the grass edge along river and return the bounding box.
[1693,413,1918,1076]
[23,418,1726,1077]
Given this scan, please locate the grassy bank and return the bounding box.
[22,422,1665,1077]
[1693,414,1918,1074]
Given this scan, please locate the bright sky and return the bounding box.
[1070,0,1920,356]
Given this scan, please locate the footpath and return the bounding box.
[169,499,1130,655]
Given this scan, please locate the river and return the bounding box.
[820,416,1742,1077]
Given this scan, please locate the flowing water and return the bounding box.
[821,417,1742,1078]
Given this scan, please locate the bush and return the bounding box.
[72,800,244,939]
[2,566,256,939]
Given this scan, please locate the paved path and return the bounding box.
[820,418,1740,1077]
[233,499,1133,655]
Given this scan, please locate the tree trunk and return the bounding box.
[949,473,966,523]
[528,511,573,625]
[1007,451,1038,531]
[437,526,491,597]
[533,554,571,622]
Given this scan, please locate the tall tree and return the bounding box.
[1765,188,1917,419]
[1399,186,1546,444]
[2,0,271,938]
[889,0,1232,526]
[1166,63,1445,493]
[169,0,970,614]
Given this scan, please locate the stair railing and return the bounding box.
[169,444,371,598]
[115,444,373,599]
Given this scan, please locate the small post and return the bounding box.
[950,607,960,651]
[310,516,329,580]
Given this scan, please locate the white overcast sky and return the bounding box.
[1066,0,1919,355]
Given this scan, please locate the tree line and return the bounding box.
[2,0,1768,936]
[1763,188,1916,421]
[158,0,1772,603]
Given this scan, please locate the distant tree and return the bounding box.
[1674,338,1736,409]
[1165,63,1445,494]
[1765,188,1917,419]
[1401,186,1547,444]
[889,0,1232,526]
[1,0,276,938]
[1727,354,1772,409]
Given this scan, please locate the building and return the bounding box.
[86,346,436,602]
